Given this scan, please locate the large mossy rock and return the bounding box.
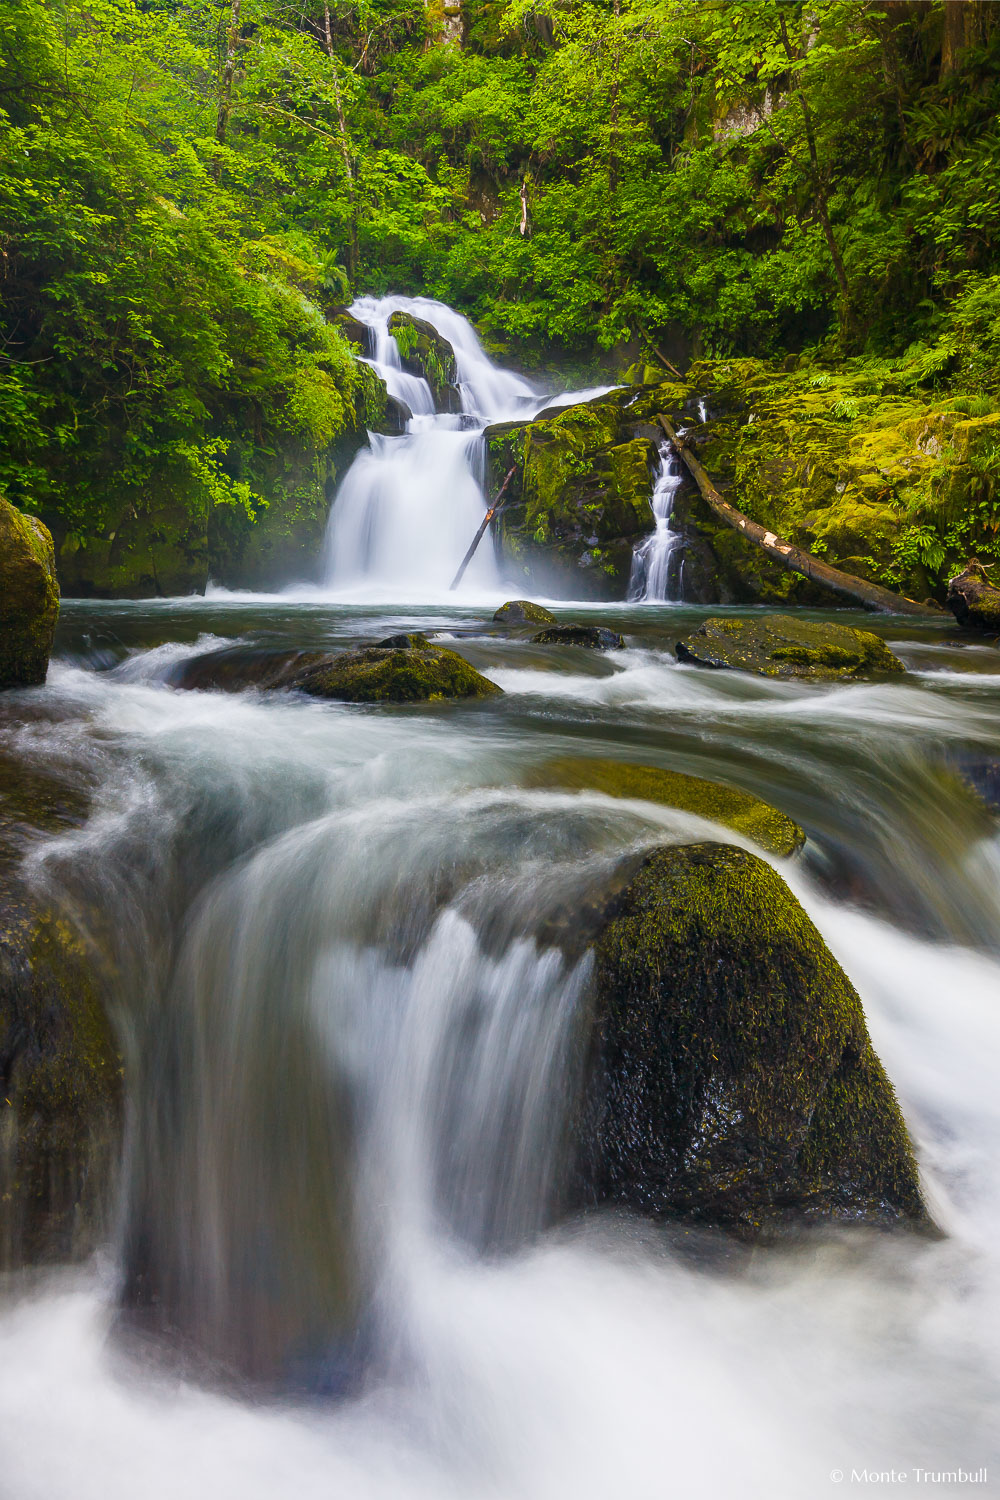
[487,394,672,600]
[0,499,60,689]
[0,758,122,1267]
[676,613,905,679]
[295,644,501,703]
[580,843,926,1233]
[387,311,460,412]
[170,642,501,703]
[946,559,1000,633]
[529,758,804,857]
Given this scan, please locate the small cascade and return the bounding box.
[323,296,538,596]
[629,441,687,602]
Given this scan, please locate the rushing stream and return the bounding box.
[2,597,1000,1499]
[3,308,1000,1498]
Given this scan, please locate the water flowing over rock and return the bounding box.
[579,842,927,1233]
[0,499,60,690]
[676,613,906,679]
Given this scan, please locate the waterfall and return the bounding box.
[629,441,686,603]
[322,297,539,597]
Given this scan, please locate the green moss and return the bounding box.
[295,644,502,703]
[0,498,60,688]
[677,614,906,679]
[529,757,804,856]
[585,843,926,1232]
[387,311,458,408]
[493,599,557,624]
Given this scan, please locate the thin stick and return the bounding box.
[449,467,518,591]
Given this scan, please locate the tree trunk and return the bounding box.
[215,0,242,151]
[322,2,358,280]
[940,0,970,77]
[657,416,940,617]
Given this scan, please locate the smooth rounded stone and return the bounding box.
[0,498,60,690]
[947,559,1000,633]
[295,645,502,703]
[493,599,556,625]
[578,842,928,1235]
[375,631,431,649]
[0,761,121,1269]
[166,646,325,693]
[676,613,905,679]
[531,625,626,650]
[528,757,804,857]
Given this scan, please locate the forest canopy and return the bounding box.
[2,0,999,550]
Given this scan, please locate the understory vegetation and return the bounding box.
[2,0,999,590]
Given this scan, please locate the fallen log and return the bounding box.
[657,415,940,617]
[449,466,518,591]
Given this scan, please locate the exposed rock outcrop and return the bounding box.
[946,559,1000,633]
[387,311,461,412]
[0,499,60,689]
[676,614,905,679]
[578,842,927,1233]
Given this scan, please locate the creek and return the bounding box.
[2,306,1000,1499]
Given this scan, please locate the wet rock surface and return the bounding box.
[947,559,1000,633]
[531,625,626,651]
[387,311,461,412]
[578,842,928,1234]
[528,757,805,857]
[676,613,905,679]
[170,642,501,704]
[493,600,556,625]
[0,499,60,690]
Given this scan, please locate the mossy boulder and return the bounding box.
[529,758,804,857]
[579,842,926,1233]
[0,499,60,689]
[493,599,556,625]
[676,613,905,679]
[296,644,501,703]
[387,311,460,412]
[530,625,625,650]
[0,759,122,1267]
[946,559,1000,632]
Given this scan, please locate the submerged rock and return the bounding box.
[0,499,60,690]
[529,758,804,857]
[387,311,460,411]
[531,625,625,651]
[946,559,1000,633]
[676,613,905,679]
[0,759,121,1268]
[493,600,556,625]
[296,644,501,703]
[580,842,927,1233]
[167,646,325,693]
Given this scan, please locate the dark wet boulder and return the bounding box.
[166,646,325,693]
[375,631,431,649]
[387,311,460,412]
[0,759,122,1268]
[295,644,501,704]
[946,559,1000,633]
[0,499,60,690]
[528,758,804,857]
[579,842,927,1234]
[531,625,625,650]
[493,600,556,625]
[330,308,375,358]
[676,613,905,679]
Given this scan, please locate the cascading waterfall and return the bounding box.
[322,297,539,597]
[629,441,687,603]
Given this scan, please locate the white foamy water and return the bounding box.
[3,615,1000,1498]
